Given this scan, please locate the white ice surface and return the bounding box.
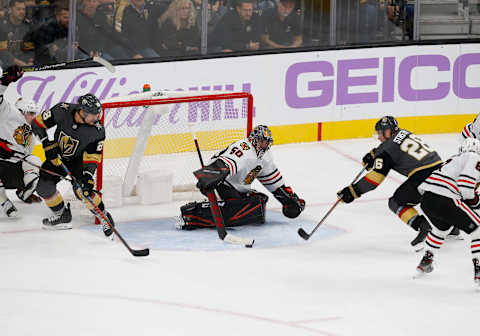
[1,133,478,336]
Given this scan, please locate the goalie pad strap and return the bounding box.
[180,193,267,229]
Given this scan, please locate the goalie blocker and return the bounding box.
[179,125,305,229]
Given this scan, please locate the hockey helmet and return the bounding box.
[459,137,480,154]
[375,116,399,135]
[15,97,40,116]
[78,93,102,116]
[249,125,273,157]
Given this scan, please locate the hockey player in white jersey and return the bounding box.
[461,114,480,140]
[415,138,480,284]
[178,125,305,229]
[0,65,42,218]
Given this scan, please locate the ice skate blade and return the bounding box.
[42,223,73,230]
[413,267,430,279]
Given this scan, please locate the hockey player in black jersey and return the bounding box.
[31,93,114,236]
[337,116,443,248]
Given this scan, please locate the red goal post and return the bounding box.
[97,91,254,197]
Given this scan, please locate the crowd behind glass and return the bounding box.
[0,0,478,68]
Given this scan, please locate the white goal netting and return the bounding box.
[97,90,253,205]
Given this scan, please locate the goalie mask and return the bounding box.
[459,137,480,154]
[249,125,273,158]
[15,98,40,116]
[78,93,102,119]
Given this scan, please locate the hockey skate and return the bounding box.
[474,258,480,285]
[446,227,463,240]
[1,199,18,218]
[410,217,431,250]
[42,203,72,230]
[416,250,434,276]
[102,211,115,238]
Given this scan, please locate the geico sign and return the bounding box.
[285,53,480,108]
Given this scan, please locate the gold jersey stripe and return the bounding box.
[408,160,443,177]
[83,152,101,163]
[364,170,386,185]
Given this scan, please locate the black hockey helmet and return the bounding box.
[375,116,399,136]
[78,93,102,116]
[249,125,273,157]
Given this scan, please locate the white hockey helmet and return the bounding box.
[459,137,480,154]
[15,97,40,116]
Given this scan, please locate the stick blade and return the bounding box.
[298,228,310,240]
[131,248,150,257]
[224,233,255,248]
[92,56,116,73]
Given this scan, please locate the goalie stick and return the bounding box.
[298,167,367,240]
[189,126,254,248]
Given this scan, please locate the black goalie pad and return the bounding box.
[193,160,230,191]
[180,192,268,230]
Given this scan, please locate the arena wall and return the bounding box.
[9,43,477,158]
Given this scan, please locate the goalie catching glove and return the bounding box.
[193,160,230,193]
[272,185,305,218]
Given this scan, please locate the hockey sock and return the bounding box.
[0,180,7,204]
[470,227,480,258]
[425,227,447,251]
[45,191,65,214]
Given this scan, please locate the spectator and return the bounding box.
[261,0,302,49]
[120,0,159,58]
[192,0,227,34]
[156,0,200,56]
[0,0,34,67]
[77,0,137,60]
[30,0,74,65]
[212,0,261,52]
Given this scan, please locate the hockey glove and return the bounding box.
[337,184,360,204]
[43,140,62,166]
[193,160,229,192]
[1,65,24,86]
[273,185,305,219]
[80,172,95,198]
[362,149,376,170]
[466,192,480,210]
[0,138,14,159]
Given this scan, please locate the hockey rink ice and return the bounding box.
[1,133,477,336]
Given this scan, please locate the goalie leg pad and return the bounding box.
[180,194,268,230]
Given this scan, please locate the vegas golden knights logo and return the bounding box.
[243,165,262,185]
[59,131,80,157]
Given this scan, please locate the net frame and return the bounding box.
[98,91,254,194]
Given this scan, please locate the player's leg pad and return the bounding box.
[179,194,267,230]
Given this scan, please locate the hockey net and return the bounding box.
[96,90,253,206]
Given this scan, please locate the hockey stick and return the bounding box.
[21,50,115,74]
[189,127,254,248]
[59,163,149,257]
[298,167,367,240]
